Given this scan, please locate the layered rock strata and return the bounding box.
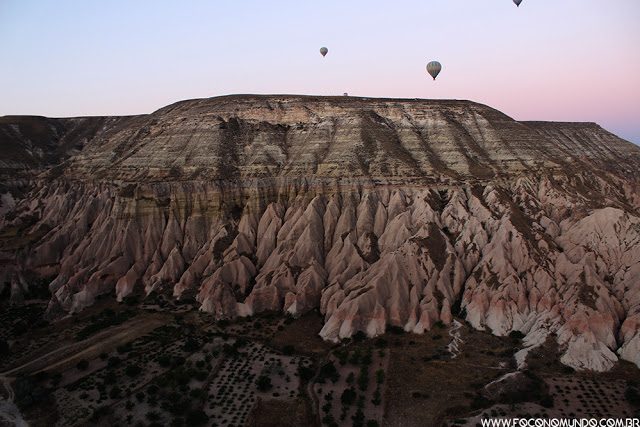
[1,95,640,371]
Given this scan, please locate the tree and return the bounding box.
[158,354,172,367]
[109,386,122,399]
[256,375,272,392]
[374,338,387,348]
[357,366,369,392]
[125,364,142,377]
[353,331,367,342]
[185,409,208,426]
[509,330,526,342]
[298,365,314,382]
[103,371,117,385]
[371,388,381,406]
[318,361,340,383]
[626,386,640,407]
[375,369,385,385]
[341,387,357,406]
[346,372,355,385]
[361,350,372,366]
[282,345,295,355]
[322,413,338,427]
[351,408,365,427]
[183,337,201,352]
[76,359,89,370]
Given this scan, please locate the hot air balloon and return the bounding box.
[513,0,522,6]
[426,61,442,80]
[320,47,328,57]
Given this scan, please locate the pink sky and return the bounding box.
[1,0,638,143]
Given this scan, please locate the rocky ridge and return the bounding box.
[1,95,640,372]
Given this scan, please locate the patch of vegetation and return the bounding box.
[298,364,314,382]
[626,385,640,407]
[341,387,357,406]
[13,376,47,408]
[256,374,272,392]
[387,325,405,335]
[282,344,295,355]
[75,308,135,340]
[317,361,340,383]
[185,409,208,426]
[357,366,369,391]
[125,364,142,377]
[352,331,367,342]
[509,330,526,342]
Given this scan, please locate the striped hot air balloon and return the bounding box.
[426,61,442,80]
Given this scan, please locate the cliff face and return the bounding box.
[0,115,131,214]
[2,95,640,372]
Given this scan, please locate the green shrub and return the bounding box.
[361,350,372,366]
[183,337,201,352]
[387,325,405,335]
[282,345,295,355]
[540,395,554,408]
[347,372,355,384]
[158,354,172,367]
[256,375,272,392]
[125,364,142,377]
[353,331,367,342]
[298,365,314,382]
[626,386,640,406]
[322,413,338,427]
[357,366,369,391]
[374,338,387,348]
[341,387,357,406]
[317,361,340,383]
[371,388,381,406]
[185,409,208,426]
[509,330,526,342]
[109,386,122,399]
[352,408,365,427]
[103,371,117,385]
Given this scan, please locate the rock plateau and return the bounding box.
[1,95,640,372]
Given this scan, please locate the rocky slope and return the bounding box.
[0,115,131,215]
[1,95,640,372]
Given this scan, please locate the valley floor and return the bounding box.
[1,297,639,427]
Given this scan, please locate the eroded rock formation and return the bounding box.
[1,95,640,371]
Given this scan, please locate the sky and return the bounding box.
[0,0,639,143]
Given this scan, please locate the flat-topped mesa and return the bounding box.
[58,94,635,184]
[2,95,640,373]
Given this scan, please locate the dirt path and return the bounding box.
[2,313,169,378]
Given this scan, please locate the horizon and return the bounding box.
[1,0,638,144]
